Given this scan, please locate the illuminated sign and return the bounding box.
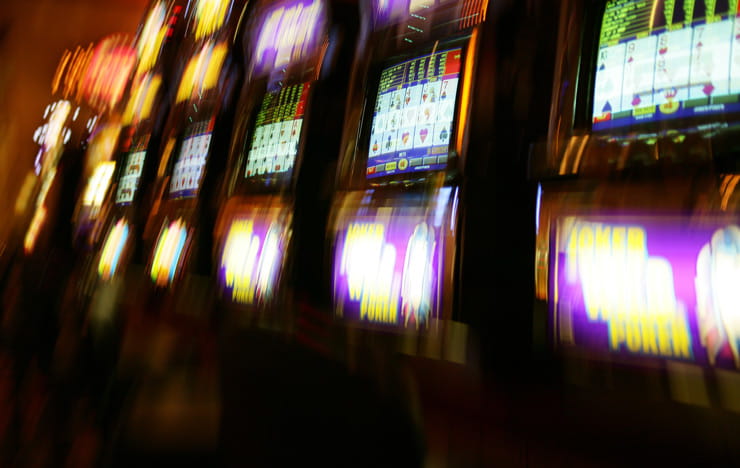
[218,210,291,305]
[193,0,230,40]
[175,41,228,103]
[332,192,455,329]
[553,216,740,369]
[80,35,136,112]
[150,218,189,286]
[98,219,130,280]
[252,0,326,74]
[83,162,116,208]
[593,0,740,130]
[122,72,162,126]
[136,1,168,76]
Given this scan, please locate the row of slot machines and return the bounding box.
[9,0,740,463]
[5,0,542,463]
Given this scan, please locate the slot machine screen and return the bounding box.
[592,0,740,131]
[115,135,150,205]
[244,82,310,183]
[169,120,213,198]
[366,48,462,179]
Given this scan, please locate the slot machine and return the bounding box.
[531,0,740,461]
[85,0,188,327]
[329,0,489,364]
[213,0,336,327]
[140,0,247,315]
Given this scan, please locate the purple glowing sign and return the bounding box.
[250,0,326,75]
[332,190,455,330]
[552,215,740,370]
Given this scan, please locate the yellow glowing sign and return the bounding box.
[341,223,400,324]
[564,220,691,358]
[220,219,286,305]
[98,219,130,280]
[150,219,188,286]
[175,42,228,103]
[136,1,168,76]
[122,72,162,125]
[82,162,116,207]
[194,0,230,40]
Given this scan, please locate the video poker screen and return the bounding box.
[115,135,149,205]
[593,0,740,131]
[244,81,310,181]
[366,48,461,179]
[169,119,213,198]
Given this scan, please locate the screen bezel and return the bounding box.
[355,36,470,188]
[583,0,740,136]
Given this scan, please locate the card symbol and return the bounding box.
[632,95,641,106]
[402,132,410,144]
[659,47,667,55]
[703,83,715,96]
[423,93,428,102]
[440,128,448,140]
[627,56,634,63]
[372,141,379,152]
[385,135,392,149]
[419,128,428,142]
[602,101,612,113]
[599,63,605,71]
[665,87,677,99]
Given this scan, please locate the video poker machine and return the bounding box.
[531,0,740,454]
[140,0,247,315]
[213,0,340,327]
[328,0,496,365]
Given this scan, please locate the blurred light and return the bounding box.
[14,172,38,215]
[219,217,288,305]
[401,222,435,326]
[82,162,116,207]
[79,35,136,112]
[175,41,227,103]
[43,100,72,152]
[535,183,542,233]
[136,1,168,76]
[150,218,188,286]
[252,0,326,73]
[194,0,231,40]
[24,205,47,254]
[98,219,130,280]
[122,72,163,125]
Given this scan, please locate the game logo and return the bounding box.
[593,0,740,130]
[217,204,292,305]
[98,218,130,280]
[150,218,190,286]
[251,0,326,74]
[552,215,740,370]
[332,189,456,330]
[367,48,461,179]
